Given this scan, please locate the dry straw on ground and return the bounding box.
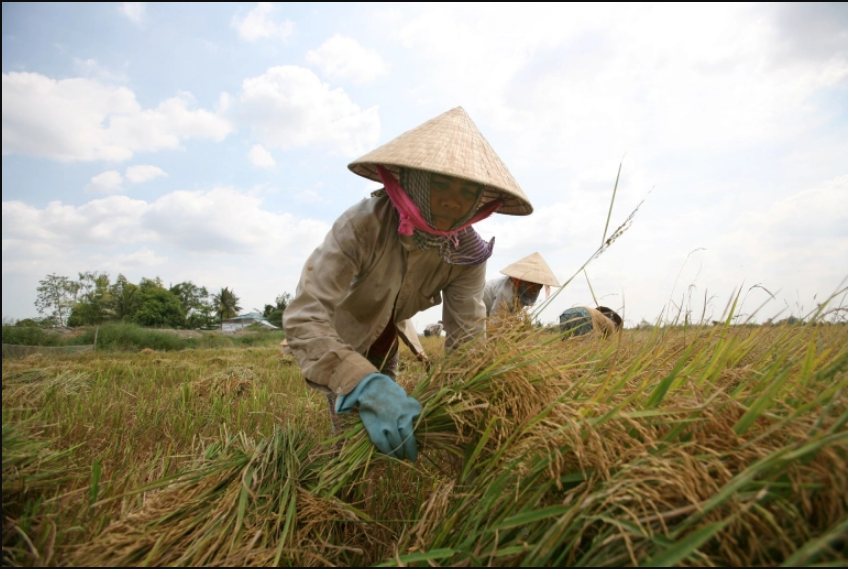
[3,368,93,406]
[189,367,255,398]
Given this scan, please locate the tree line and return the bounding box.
[26,272,291,329]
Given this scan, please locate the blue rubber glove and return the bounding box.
[335,373,421,461]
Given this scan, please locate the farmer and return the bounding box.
[398,318,431,371]
[283,107,533,461]
[483,252,561,318]
[424,321,444,337]
[559,305,623,338]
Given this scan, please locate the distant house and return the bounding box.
[222,312,280,332]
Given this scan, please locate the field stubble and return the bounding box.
[2,320,846,566]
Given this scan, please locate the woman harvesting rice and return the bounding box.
[483,252,561,318]
[283,107,533,461]
[560,305,623,338]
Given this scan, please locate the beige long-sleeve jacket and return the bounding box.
[283,194,487,396]
[483,276,518,317]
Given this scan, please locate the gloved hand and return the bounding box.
[335,373,421,461]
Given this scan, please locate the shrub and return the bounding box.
[1,325,62,346]
[75,323,186,351]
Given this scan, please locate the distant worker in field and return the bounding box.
[398,319,431,371]
[283,107,534,462]
[409,320,445,370]
[424,321,444,337]
[483,252,561,318]
[559,305,623,338]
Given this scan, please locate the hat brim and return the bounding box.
[348,107,533,216]
[500,252,561,286]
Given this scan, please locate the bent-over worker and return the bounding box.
[559,306,623,338]
[483,252,560,318]
[283,107,534,461]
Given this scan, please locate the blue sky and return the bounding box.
[3,2,847,329]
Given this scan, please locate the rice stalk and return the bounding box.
[2,418,82,566]
[74,424,392,567]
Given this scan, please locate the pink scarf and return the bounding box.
[376,165,502,244]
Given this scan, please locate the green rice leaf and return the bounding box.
[494,505,572,530]
[642,521,728,567]
[374,548,459,566]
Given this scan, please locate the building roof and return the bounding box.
[222,312,280,329]
[224,312,264,321]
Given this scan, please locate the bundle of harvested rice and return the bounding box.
[75,426,384,567]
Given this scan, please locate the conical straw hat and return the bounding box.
[500,252,560,286]
[348,107,532,216]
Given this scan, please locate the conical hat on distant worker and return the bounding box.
[500,252,560,286]
[348,107,533,216]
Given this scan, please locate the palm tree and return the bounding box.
[213,287,242,324]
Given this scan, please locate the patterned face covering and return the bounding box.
[400,169,482,230]
[377,166,500,266]
[401,168,497,265]
[516,281,542,306]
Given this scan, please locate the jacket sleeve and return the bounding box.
[442,261,487,352]
[282,212,379,396]
[489,278,517,320]
[397,319,427,359]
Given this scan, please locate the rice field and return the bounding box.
[2,318,846,566]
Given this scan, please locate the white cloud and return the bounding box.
[248,144,276,168]
[108,90,233,152]
[73,58,128,84]
[232,2,294,42]
[2,187,330,258]
[142,187,329,255]
[719,176,848,277]
[1,239,68,275]
[608,177,847,325]
[83,166,166,194]
[86,170,124,194]
[306,34,388,83]
[294,189,330,204]
[126,165,167,184]
[382,3,848,168]
[768,3,848,66]
[238,65,380,156]
[2,65,375,165]
[2,72,233,162]
[119,2,146,24]
[663,178,848,322]
[750,176,848,244]
[108,247,167,268]
[2,196,153,246]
